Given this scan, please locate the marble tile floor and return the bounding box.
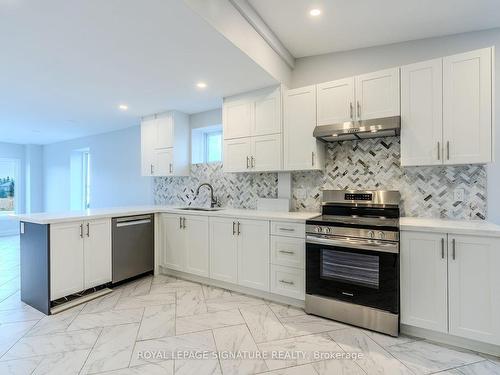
[1,235,499,375]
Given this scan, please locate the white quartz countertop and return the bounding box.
[400,217,500,237]
[11,206,320,225]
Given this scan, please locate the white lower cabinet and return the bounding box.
[50,219,111,301]
[209,217,238,283]
[237,219,270,291]
[210,217,270,291]
[401,230,500,345]
[270,265,304,300]
[162,213,209,276]
[448,234,500,344]
[400,231,448,332]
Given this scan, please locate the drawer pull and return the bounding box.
[279,250,295,255]
[279,279,295,285]
[279,227,295,232]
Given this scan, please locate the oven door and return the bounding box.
[306,235,399,314]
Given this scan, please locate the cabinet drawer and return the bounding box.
[270,265,305,300]
[271,221,305,238]
[271,236,305,269]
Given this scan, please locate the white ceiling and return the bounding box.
[249,0,500,58]
[0,0,276,145]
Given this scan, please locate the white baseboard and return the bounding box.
[159,266,305,308]
[401,324,500,357]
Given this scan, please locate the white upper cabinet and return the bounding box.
[317,77,355,125]
[448,234,500,345]
[223,85,281,140]
[284,86,324,171]
[443,48,492,165]
[400,231,448,333]
[355,68,400,120]
[140,111,190,177]
[252,134,282,172]
[254,87,282,136]
[401,47,493,166]
[401,59,443,166]
[223,101,254,140]
[223,138,252,173]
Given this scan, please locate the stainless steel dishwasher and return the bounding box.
[112,214,154,283]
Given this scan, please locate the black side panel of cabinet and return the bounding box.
[20,222,50,315]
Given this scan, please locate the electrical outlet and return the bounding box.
[454,188,465,202]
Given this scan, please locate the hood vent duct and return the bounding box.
[313,116,401,142]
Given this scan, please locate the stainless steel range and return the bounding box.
[305,190,401,336]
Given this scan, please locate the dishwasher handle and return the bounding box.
[114,215,152,227]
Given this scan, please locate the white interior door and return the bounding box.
[400,59,443,166]
[209,217,238,283]
[252,134,282,172]
[83,218,111,289]
[156,115,174,149]
[185,215,209,277]
[237,219,270,291]
[140,119,156,176]
[254,87,281,136]
[316,77,355,125]
[448,234,500,345]
[355,67,400,120]
[223,101,254,139]
[283,86,319,171]
[223,138,252,172]
[163,214,186,271]
[50,221,84,300]
[400,231,448,332]
[443,48,492,165]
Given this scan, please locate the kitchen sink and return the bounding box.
[177,207,224,211]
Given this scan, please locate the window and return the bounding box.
[70,149,91,210]
[192,125,222,164]
[0,159,18,215]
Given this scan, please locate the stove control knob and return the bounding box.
[378,231,386,240]
[315,227,322,233]
[368,230,375,239]
[324,227,331,234]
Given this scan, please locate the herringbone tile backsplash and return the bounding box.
[154,137,487,219]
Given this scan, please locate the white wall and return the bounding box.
[189,108,222,129]
[43,125,152,212]
[291,28,500,224]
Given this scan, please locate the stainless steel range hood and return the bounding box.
[313,116,401,142]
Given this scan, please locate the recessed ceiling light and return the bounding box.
[309,8,321,16]
[119,104,128,111]
[196,82,207,89]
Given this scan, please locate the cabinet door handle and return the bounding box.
[183,217,186,229]
[79,224,83,238]
[437,142,441,161]
[279,227,295,232]
[311,152,315,166]
[452,238,456,260]
[447,141,450,160]
[251,156,255,168]
[246,156,250,169]
[349,102,353,120]
[150,164,154,175]
[279,279,295,285]
[279,250,295,255]
[169,163,173,174]
[232,221,236,235]
[86,223,90,237]
[237,221,241,235]
[179,217,182,229]
[357,101,361,119]
[441,238,445,259]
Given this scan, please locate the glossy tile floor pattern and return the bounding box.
[1,236,499,375]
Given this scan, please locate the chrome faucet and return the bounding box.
[195,183,218,208]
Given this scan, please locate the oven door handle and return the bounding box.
[306,235,399,254]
